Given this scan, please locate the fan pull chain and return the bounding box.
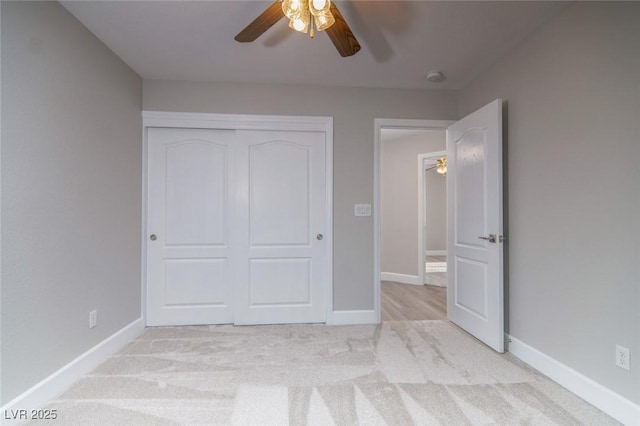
[310,15,315,38]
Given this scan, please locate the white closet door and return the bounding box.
[146,128,235,326]
[234,130,327,325]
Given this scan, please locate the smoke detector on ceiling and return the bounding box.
[426,70,447,83]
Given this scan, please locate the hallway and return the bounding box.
[381,281,447,321]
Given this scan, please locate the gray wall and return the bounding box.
[381,131,445,275]
[143,80,458,310]
[459,2,640,404]
[425,167,446,251]
[1,1,142,404]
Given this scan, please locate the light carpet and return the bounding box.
[36,321,618,425]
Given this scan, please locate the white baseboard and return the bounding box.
[425,250,447,256]
[507,334,640,426]
[326,310,377,325]
[381,272,421,286]
[1,318,144,417]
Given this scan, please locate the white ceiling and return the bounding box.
[60,1,567,90]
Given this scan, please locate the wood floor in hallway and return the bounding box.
[381,281,447,321]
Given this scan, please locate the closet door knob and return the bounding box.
[317,234,323,240]
[150,234,157,241]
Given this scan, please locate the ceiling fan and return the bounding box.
[235,0,361,57]
[425,158,447,175]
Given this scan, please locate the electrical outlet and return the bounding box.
[89,310,98,329]
[615,345,630,371]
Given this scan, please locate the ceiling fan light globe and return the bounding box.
[282,0,308,20]
[310,0,331,15]
[314,11,335,31]
[312,0,329,11]
[289,16,310,33]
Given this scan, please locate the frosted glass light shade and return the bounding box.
[309,0,331,15]
[282,0,308,20]
[314,11,335,31]
[289,13,310,33]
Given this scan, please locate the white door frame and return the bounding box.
[417,150,447,286]
[374,119,454,323]
[142,111,334,325]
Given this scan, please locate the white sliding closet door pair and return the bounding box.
[146,127,327,326]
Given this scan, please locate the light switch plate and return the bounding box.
[354,204,372,217]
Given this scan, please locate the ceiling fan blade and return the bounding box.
[325,2,361,57]
[235,1,285,43]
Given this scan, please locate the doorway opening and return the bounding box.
[374,119,453,322]
[418,151,448,288]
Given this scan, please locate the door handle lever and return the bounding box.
[478,234,497,243]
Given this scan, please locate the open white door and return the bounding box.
[447,99,504,352]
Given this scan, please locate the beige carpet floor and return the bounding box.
[36,321,618,425]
